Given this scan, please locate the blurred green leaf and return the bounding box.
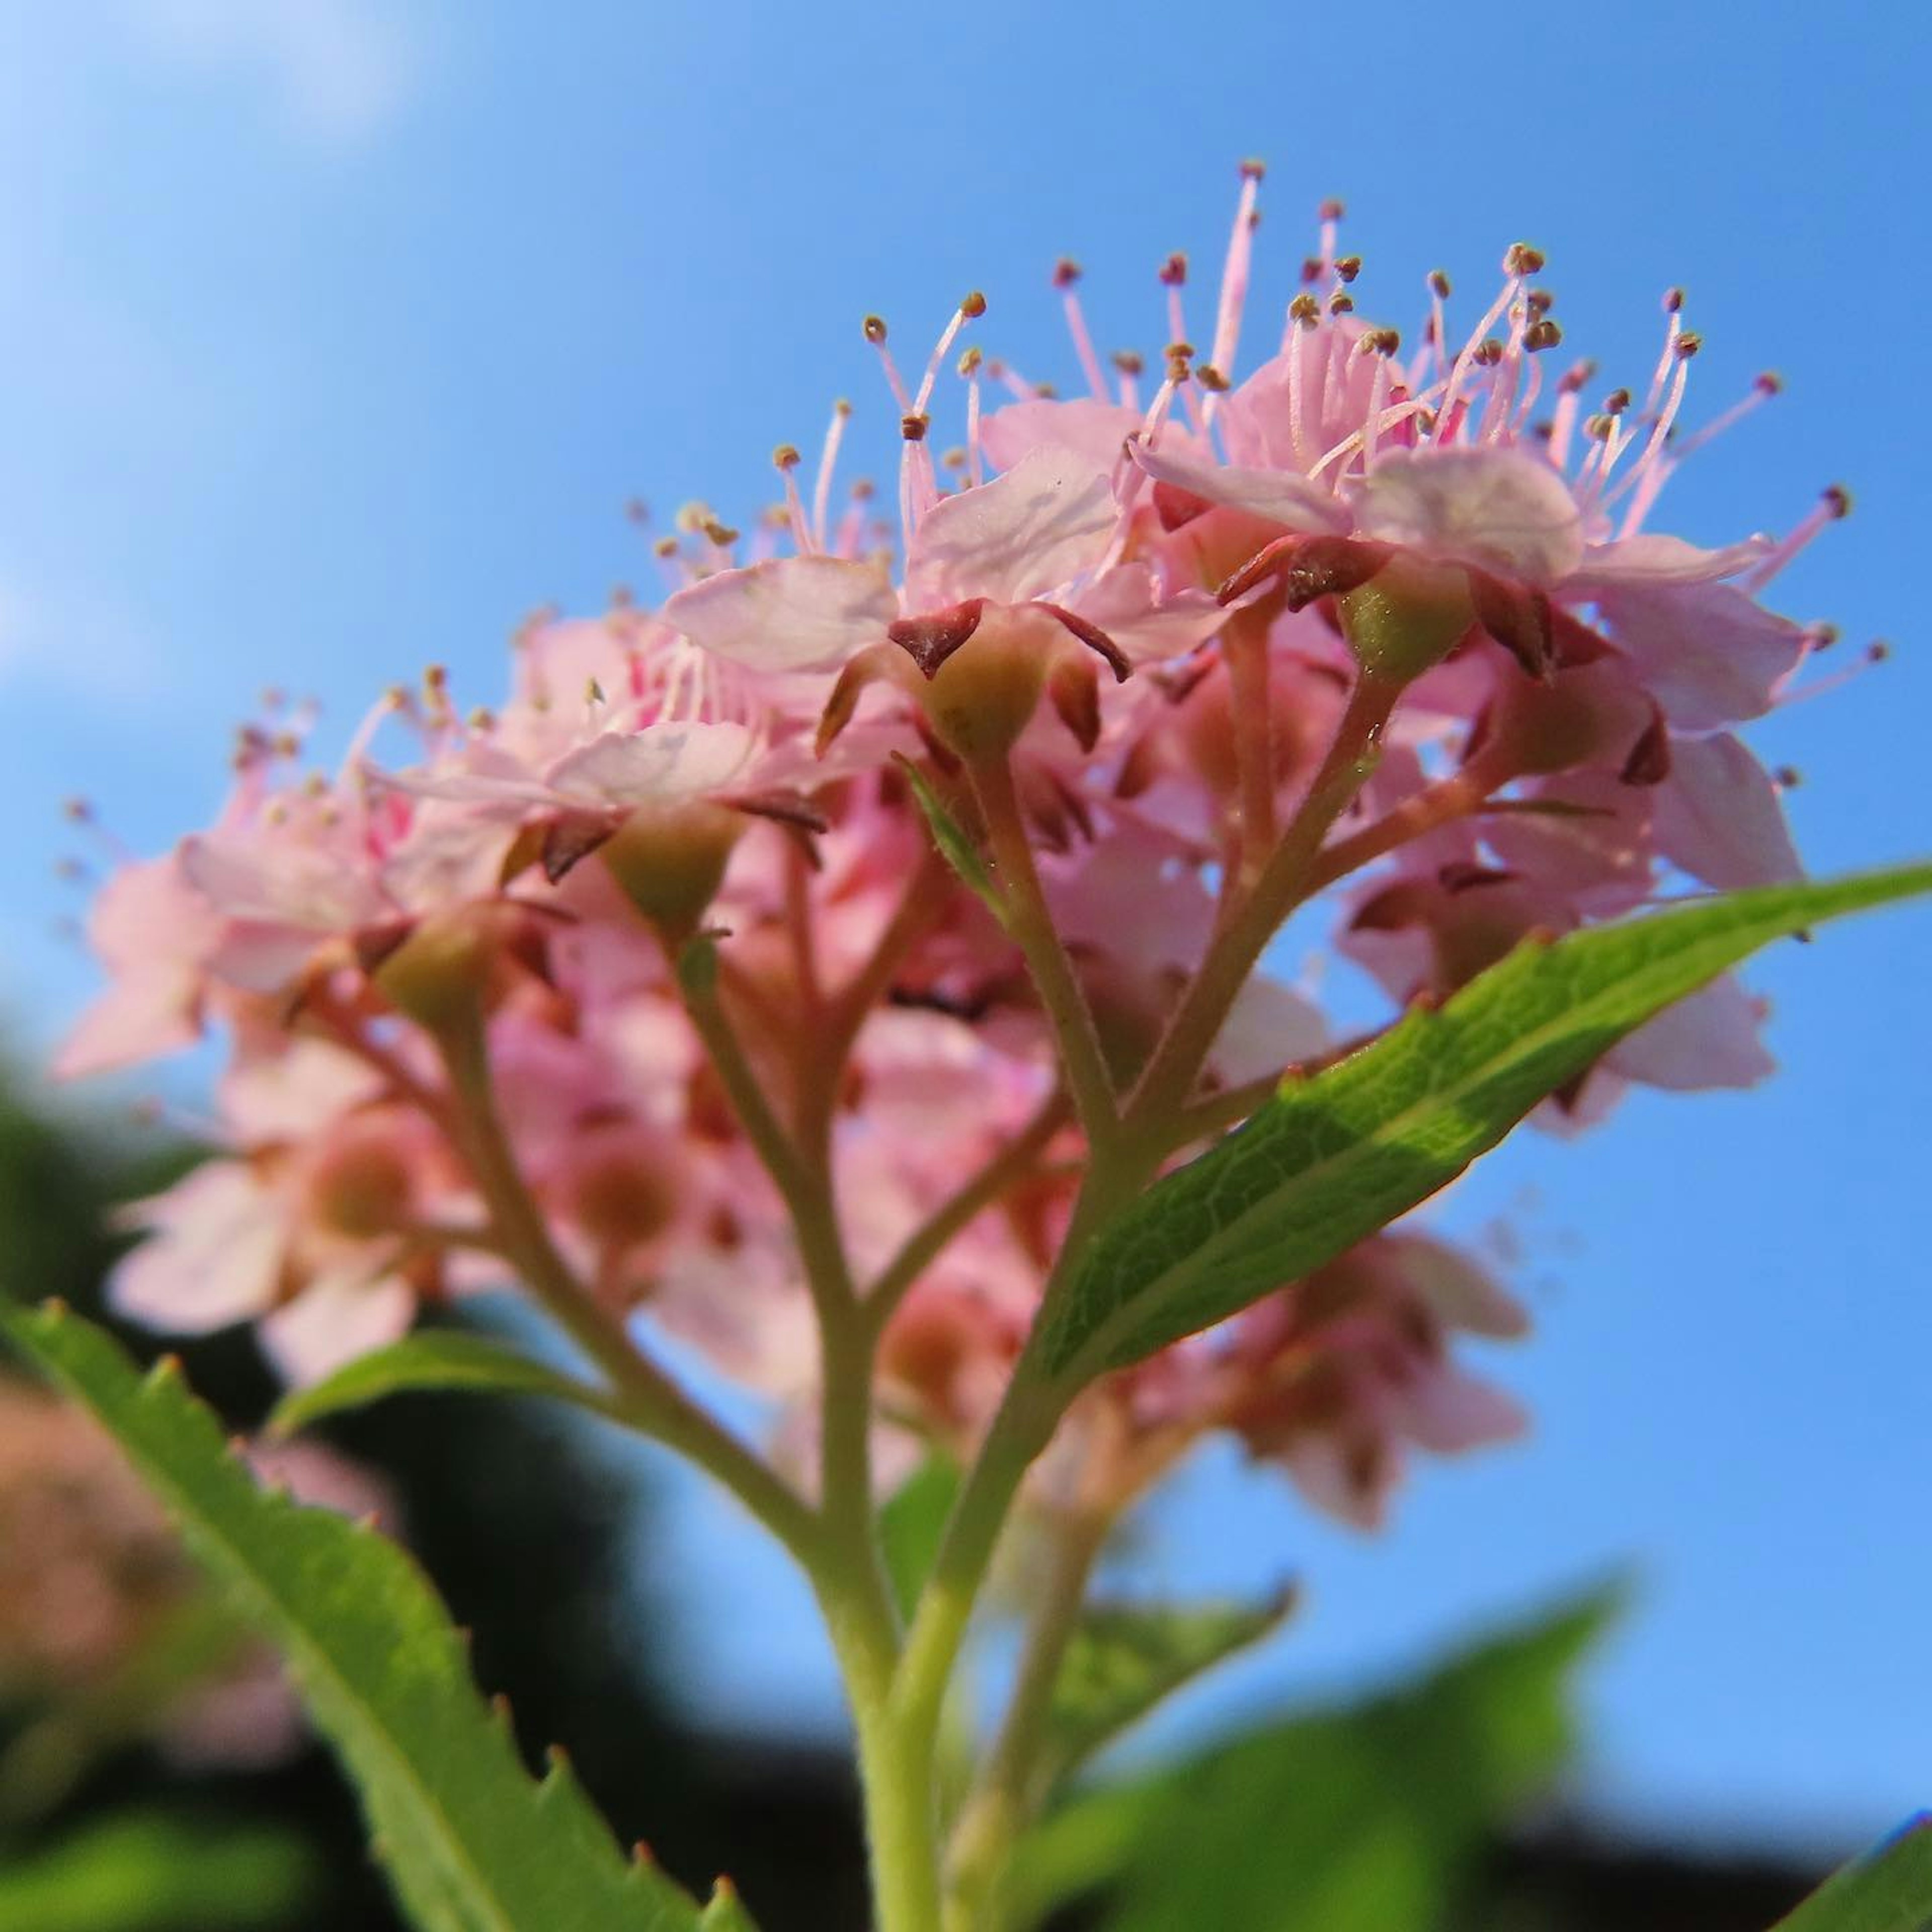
[1035,1589,1296,1800]
[880,1454,960,1624]
[269,1331,616,1438]
[1040,862,1932,1385]
[0,1809,317,1931]
[1007,1586,1621,1932]
[0,1299,714,1932]
[697,1879,763,1930]
[894,755,1010,931]
[1774,1817,1932,1932]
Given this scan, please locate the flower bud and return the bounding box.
[600,801,744,942]
[373,910,497,1037]
[920,606,1063,764]
[1337,556,1473,685]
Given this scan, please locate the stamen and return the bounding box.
[1112,347,1144,411]
[1667,370,1781,462]
[812,398,852,550]
[773,445,815,553]
[863,315,915,414]
[1740,485,1852,592]
[1158,252,1189,360]
[959,345,986,487]
[1317,198,1345,279]
[1054,260,1110,403]
[1638,287,1686,419]
[1205,160,1265,422]
[913,291,986,415]
[1613,331,1701,535]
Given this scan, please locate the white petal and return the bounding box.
[1130,442,1351,532]
[664,555,898,674]
[1069,564,1230,666]
[1348,446,1584,585]
[906,448,1114,607]
[978,397,1145,473]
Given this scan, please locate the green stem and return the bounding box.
[435,1019,822,1567]
[970,755,1120,1149]
[943,1512,1108,1931]
[1124,671,1401,1140]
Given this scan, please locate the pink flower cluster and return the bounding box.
[60,174,1841,1530]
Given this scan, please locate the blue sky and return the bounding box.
[3,0,1927,1854]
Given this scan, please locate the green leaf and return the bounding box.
[0,1809,318,1932]
[0,1299,706,1932]
[1007,1586,1619,1932]
[880,1453,961,1623]
[1034,1589,1297,1799]
[1040,862,1932,1384]
[698,1880,763,1931]
[1774,1817,1932,1932]
[269,1330,617,1438]
[895,754,1010,930]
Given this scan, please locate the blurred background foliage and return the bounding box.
[0,1064,1829,1929]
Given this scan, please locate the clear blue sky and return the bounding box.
[2,0,1926,1855]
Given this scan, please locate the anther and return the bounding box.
[1327,291,1355,315]
[1526,288,1555,317]
[1774,766,1802,787]
[861,314,891,345]
[1288,292,1320,328]
[772,445,800,469]
[1195,363,1230,390]
[957,345,982,376]
[702,520,740,546]
[1824,484,1853,518]
[1674,332,1703,358]
[1358,327,1401,356]
[960,290,987,317]
[1756,371,1783,394]
[1603,386,1632,414]
[653,536,678,558]
[1429,269,1452,298]
[1112,349,1145,375]
[1318,197,1346,221]
[1158,253,1188,286]
[1240,156,1267,181]
[901,414,930,442]
[1662,287,1685,313]
[1472,338,1504,366]
[1334,254,1362,284]
[1558,359,1596,394]
[1504,243,1546,277]
[1523,318,1563,353]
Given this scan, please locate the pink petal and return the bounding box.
[260,1268,417,1386]
[978,397,1145,473]
[1592,578,1805,732]
[1605,973,1775,1091]
[1068,563,1229,666]
[544,722,755,803]
[1381,1232,1529,1338]
[1654,732,1801,889]
[1564,533,1772,591]
[1209,976,1329,1086]
[663,555,898,674]
[1395,1361,1528,1454]
[1130,442,1351,533]
[905,449,1114,608]
[1347,446,1585,585]
[54,976,203,1078]
[111,1164,286,1333]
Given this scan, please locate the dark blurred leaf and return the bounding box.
[0,1808,317,1930]
[269,1331,617,1437]
[0,1299,714,1932]
[880,1455,960,1624]
[1774,1817,1932,1932]
[1035,1589,1296,1800]
[1007,1586,1622,1932]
